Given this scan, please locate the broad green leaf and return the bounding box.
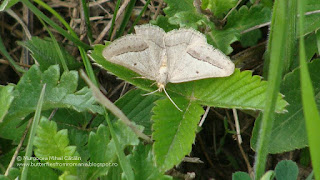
[127,144,172,180]
[274,160,298,180]
[167,69,287,112]
[0,85,14,123]
[201,0,237,18]
[111,89,162,135]
[163,0,194,17]
[152,98,204,172]
[251,59,320,153]
[0,65,103,141]
[0,0,19,11]
[232,171,251,180]
[18,37,82,71]
[33,117,80,173]
[91,44,287,113]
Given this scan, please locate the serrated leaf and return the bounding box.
[111,89,162,135]
[152,98,204,171]
[201,0,237,18]
[91,44,287,113]
[0,85,14,123]
[0,65,103,141]
[163,0,194,17]
[274,160,298,180]
[167,69,287,112]
[251,59,320,153]
[18,37,82,71]
[33,117,80,173]
[126,144,172,180]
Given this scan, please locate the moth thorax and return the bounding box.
[157,65,168,89]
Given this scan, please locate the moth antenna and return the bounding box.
[162,87,182,112]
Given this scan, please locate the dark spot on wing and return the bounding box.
[134,63,137,66]
[196,71,199,74]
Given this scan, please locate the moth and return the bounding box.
[103,24,235,110]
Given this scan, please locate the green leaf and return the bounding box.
[201,0,237,18]
[167,69,287,112]
[251,59,320,153]
[92,44,287,113]
[18,37,82,71]
[0,85,14,123]
[163,0,194,17]
[0,65,103,141]
[232,171,251,180]
[274,160,298,180]
[128,144,172,180]
[111,89,162,135]
[34,117,80,173]
[152,98,204,172]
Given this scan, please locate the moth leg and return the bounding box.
[142,88,159,96]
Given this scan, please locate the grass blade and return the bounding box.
[21,0,91,50]
[298,0,320,179]
[20,84,46,180]
[253,0,287,178]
